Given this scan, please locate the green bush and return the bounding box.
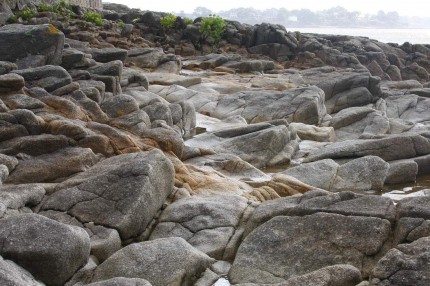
[183,17,193,25]
[37,3,54,12]
[83,11,103,26]
[55,0,70,10]
[118,20,125,28]
[7,15,17,23]
[199,16,226,46]
[37,0,71,13]
[16,8,35,20]
[160,13,177,29]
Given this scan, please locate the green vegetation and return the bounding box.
[83,11,104,26]
[37,0,71,13]
[199,15,226,46]
[7,15,17,23]
[160,13,177,29]
[16,8,35,20]
[183,17,193,25]
[118,20,126,28]
[55,0,70,10]
[132,18,140,24]
[37,2,53,12]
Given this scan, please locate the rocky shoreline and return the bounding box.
[1,2,430,286]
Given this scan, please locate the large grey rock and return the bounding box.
[61,48,86,70]
[385,160,419,184]
[244,191,397,238]
[121,68,149,90]
[283,159,339,191]
[0,109,44,141]
[397,195,430,220]
[184,153,269,181]
[301,68,381,113]
[0,255,44,286]
[223,60,275,73]
[329,107,390,141]
[0,24,64,68]
[248,23,298,61]
[0,134,72,156]
[385,94,430,124]
[126,48,179,72]
[212,86,326,125]
[304,134,430,162]
[145,73,202,88]
[230,213,391,284]
[150,195,250,260]
[150,84,219,114]
[0,73,24,93]
[87,277,152,286]
[0,164,8,187]
[186,121,298,168]
[100,94,139,118]
[91,237,214,286]
[142,101,173,126]
[0,153,18,172]
[12,65,72,92]
[284,156,389,192]
[6,147,100,184]
[330,156,389,192]
[0,61,17,75]
[234,264,362,286]
[326,86,375,113]
[372,237,430,286]
[0,184,45,219]
[85,223,121,263]
[1,94,46,110]
[91,48,128,63]
[0,214,90,286]
[41,150,175,239]
[87,60,123,77]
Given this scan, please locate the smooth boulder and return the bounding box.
[230,212,390,284]
[91,237,214,286]
[186,121,298,168]
[0,214,90,286]
[150,195,249,260]
[372,237,430,286]
[0,255,44,286]
[41,150,175,239]
[12,65,72,92]
[304,134,430,162]
[212,86,326,125]
[0,24,64,68]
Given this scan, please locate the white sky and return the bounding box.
[104,0,427,17]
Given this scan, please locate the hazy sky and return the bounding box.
[105,0,426,17]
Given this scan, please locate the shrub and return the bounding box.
[183,17,193,25]
[199,15,226,46]
[55,0,69,10]
[83,11,103,26]
[7,15,17,23]
[160,13,177,29]
[16,8,35,20]
[118,20,125,29]
[37,3,54,12]
[37,0,71,13]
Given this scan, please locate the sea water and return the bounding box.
[290,27,430,44]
